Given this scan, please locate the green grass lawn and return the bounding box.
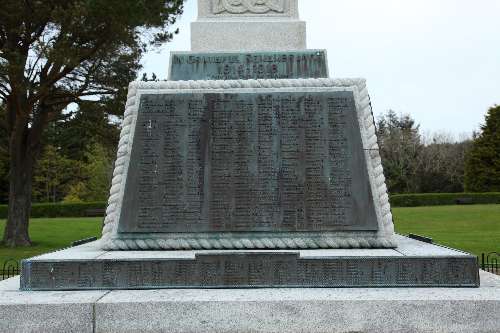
[0,218,102,267]
[393,204,500,256]
[0,205,499,268]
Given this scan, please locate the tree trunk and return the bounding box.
[3,164,33,246]
[2,132,36,247]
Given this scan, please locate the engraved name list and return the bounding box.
[118,90,378,234]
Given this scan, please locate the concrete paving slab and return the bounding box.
[0,277,109,333]
[2,272,499,332]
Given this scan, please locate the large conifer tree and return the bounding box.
[465,105,500,192]
[0,0,184,246]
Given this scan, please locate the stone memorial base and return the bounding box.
[191,20,307,52]
[1,271,499,333]
[20,235,478,290]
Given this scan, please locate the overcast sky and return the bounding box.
[142,0,500,138]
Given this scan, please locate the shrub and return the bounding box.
[390,193,500,207]
[0,194,499,219]
[0,205,6,219]
[0,202,107,219]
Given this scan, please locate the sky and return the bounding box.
[141,0,500,138]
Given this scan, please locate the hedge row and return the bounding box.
[390,193,500,208]
[0,193,499,218]
[0,202,106,219]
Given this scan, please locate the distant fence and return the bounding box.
[1,259,19,280]
[0,237,99,281]
[481,252,499,275]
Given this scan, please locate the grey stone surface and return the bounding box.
[191,20,306,52]
[198,0,300,19]
[17,235,470,261]
[395,235,473,256]
[96,297,500,332]
[0,277,108,333]
[3,272,500,333]
[168,50,328,81]
[29,243,106,260]
[192,1,305,51]
[95,276,500,333]
[20,236,480,290]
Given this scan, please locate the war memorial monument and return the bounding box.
[1,1,500,332]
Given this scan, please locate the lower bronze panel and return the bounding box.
[21,252,479,290]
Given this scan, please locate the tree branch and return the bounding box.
[26,52,44,84]
[0,90,8,100]
[43,88,115,107]
[0,80,9,94]
[48,41,107,85]
[32,39,109,106]
[28,22,48,46]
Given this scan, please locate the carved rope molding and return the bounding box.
[99,78,396,250]
[213,0,285,14]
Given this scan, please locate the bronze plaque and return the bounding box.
[21,254,480,290]
[118,91,378,234]
[169,50,328,81]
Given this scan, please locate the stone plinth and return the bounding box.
[2,270,499,333]
[191,20,306,52]
[192,0,306,51]
[20,236,479,290]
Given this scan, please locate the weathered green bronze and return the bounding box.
[118,91,378,235]
[168,50,328,81]
[21,252,480,290]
